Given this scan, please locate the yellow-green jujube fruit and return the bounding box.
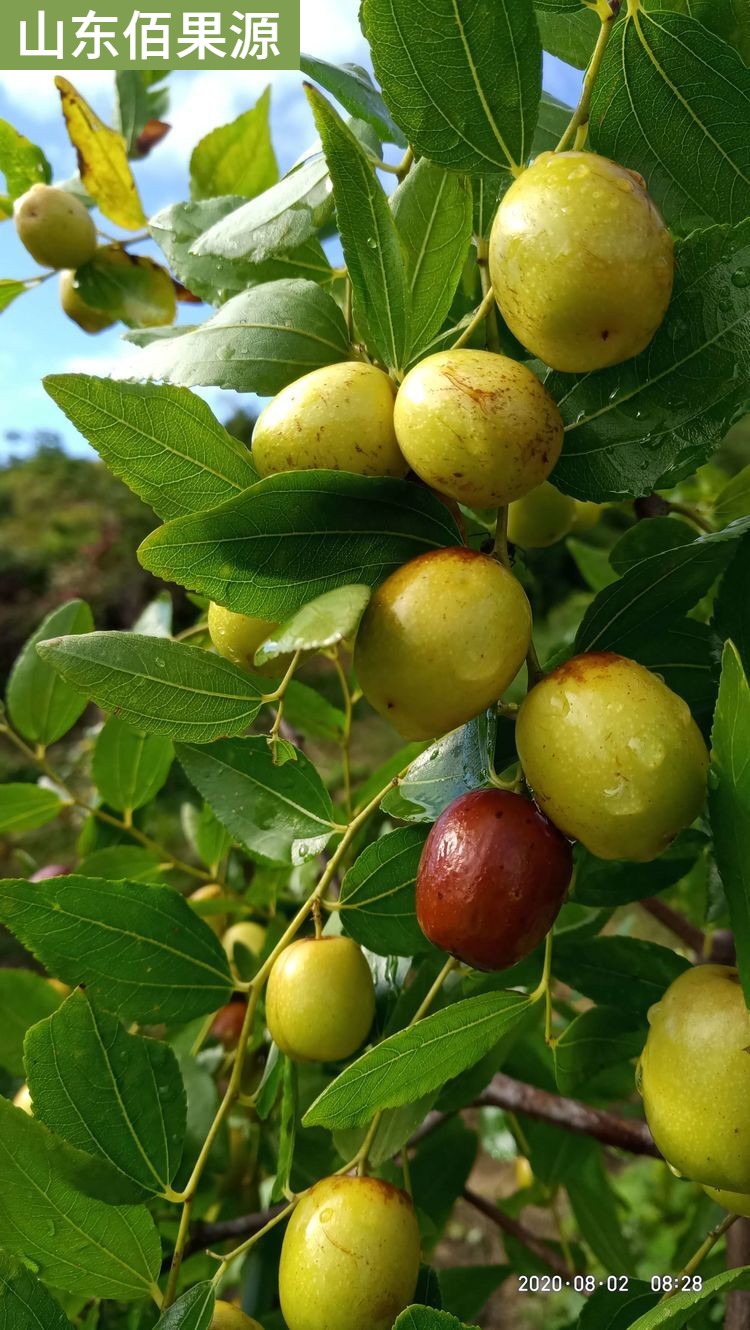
[516,652,708,861]
[207,602,288,678]
[188,883,227,937]
[507,482,576,548]
[252,362,406,478]
[703,1185,750,1218]
[639,966,750,1192]
[266,937,375,1063]
[223,921,266,980]
[210,1302,264,1330]
[279,1175,421,1330]
[570,499,604,534]
[60,271,116,334]
[489,152,674,372]
[393,349,563,508]
[15,183,97,269]
[354,547,531,740]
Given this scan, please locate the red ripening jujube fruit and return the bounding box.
[416,789,572,971]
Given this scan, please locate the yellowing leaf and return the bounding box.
[55,77,145,230]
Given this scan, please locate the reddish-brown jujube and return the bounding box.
[416,789,572,971]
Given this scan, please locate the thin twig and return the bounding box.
[463,1187,572,1279]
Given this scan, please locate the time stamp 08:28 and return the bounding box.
[517,1274,704,1294]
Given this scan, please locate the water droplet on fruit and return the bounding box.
[320,1207,334,1224]
[627,734,666,770]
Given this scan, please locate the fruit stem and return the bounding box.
[331,650,354,818]
[476,236,502,352]
[162,1194,194,1308]
[660,1212,738,1301]
[396,146,415,182]
[451,286,497,351]
[531,930,556,1045]
[493,507,512,570]
[556,3,618,153]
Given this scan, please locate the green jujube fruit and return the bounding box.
[354,547,532,740]
[279,1175,421,1330]
[393,348,563,508]
[15,184,97,269]
[489,152,674,372]
[639,966,750,1192]
[266,936,375,1063]
[507,482,576,548]
[252,361,407,478]
[516,652,708,861]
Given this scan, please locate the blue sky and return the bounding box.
[0,4,582,460]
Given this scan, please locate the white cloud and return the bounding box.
[0,69,112,120]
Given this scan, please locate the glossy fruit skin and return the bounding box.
[60,270,115,334]
[639,966,750,1191]
[210,1301,264,1330]
[354,547,532,741]
[507,482,576,548]
[208,602,285,678]
[279,1175,420,1330]
[516,652,708,861]
[393,349,563,508]
[703,1185,750,1218]
[416,789,572,970]
[252,362,406,479]
[189,883,227,937]
[489,152,674,372]
[569,499,603,534]
[266,937,375,1063]
[15,184,96,269]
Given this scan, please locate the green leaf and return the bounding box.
[0,1251,74,1328]
[412,1116,478,1250]
[304,991,532,1129]
[576,1281,659,1330]
[77,845,165,882]
[0,1096,160,1300]
[394,1309,468,1330]
[554,1006,644,1096]
[6,599,93,745]
[121,279,350,394]
[150,196,332,306]
[133,592,173,638]
[392,160,473,360]
[714,536,750,674]
[154,1281,215,1329]
[590,10,750,232]
[0,875,233,1024]
[653,0,750,65]
[439,1266,509,1324]
[576,519,750,655]
[139,470,460,621]
[301,54,407,146]
[381,711,502,822]
[362,0,541,175]
[75,247,175,329]
[181,802,232,872]
[0,969,61,1075]
[0,278,28,313]
[626,1268,750,1328]
[715,462,750,527]
[283,680,347,744]
[254,584,371,666]
[534,0,599,68]
[573,830,707,907]
[44,376,258,522]
[0,119,51,198]
[551,221,750,501]
[628,618,718,723]
[710,642,750,1006]
[553,936,690,1019]
[272,1057,298,1202]
[25,989,186,1196]
[37,632,264,743]
[340,826,432,957]
[609,517,696,575]
[0,784,65,835]
[93,717,173,814]
[567,538,618,593]
[176,737,337,865]
[190,87,278,201]
[191,151,333,263]
[335,1093,438,1170]
[114,70,169,157]
[307,87,410,371]
[566,1148,636,1275]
